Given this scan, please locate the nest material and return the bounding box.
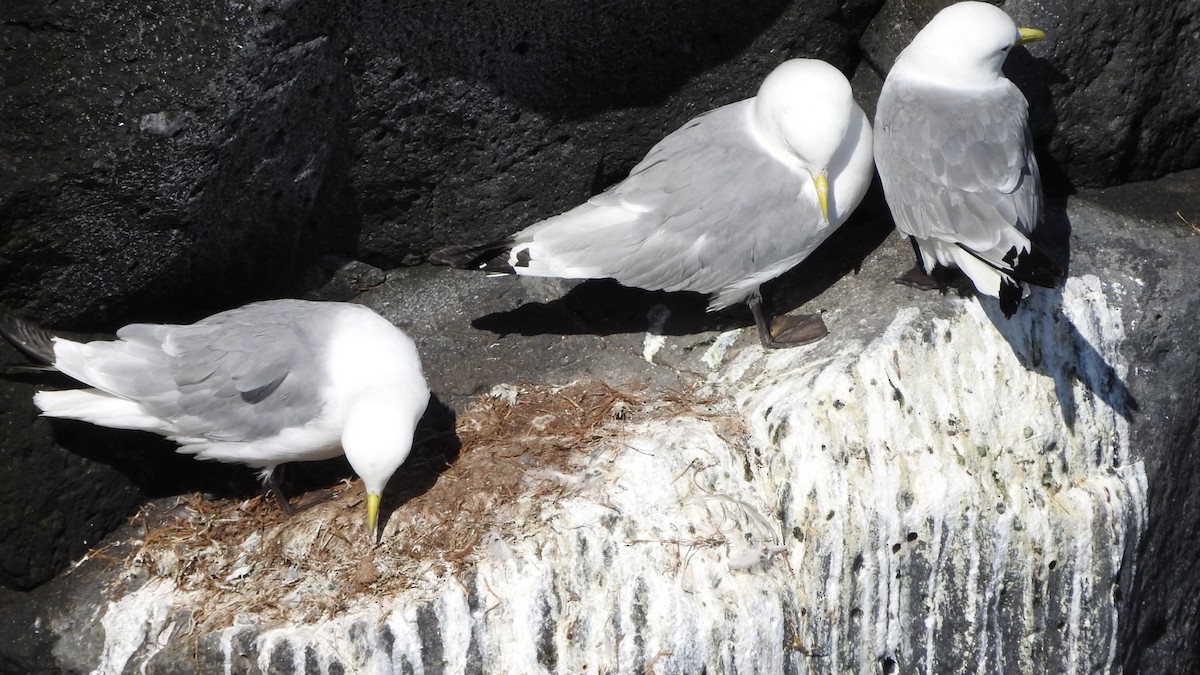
[121,379,716,631]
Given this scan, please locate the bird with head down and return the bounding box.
[1,299,429,540]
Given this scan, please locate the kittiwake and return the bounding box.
[432,58,875,349]
[0,299,429,539]
[874,1,1062,317]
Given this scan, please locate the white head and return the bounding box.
[752,58,857,223]
[341,384,430,540]
[895,1,1045,87]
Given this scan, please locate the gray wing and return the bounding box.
[874,79,1041,247]
[532,101,819,298]
[112,299,332,442]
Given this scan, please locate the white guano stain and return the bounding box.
[87,275,1145,674]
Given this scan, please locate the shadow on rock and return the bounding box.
[1005,48,1068,158]
[982,285,1139,429]
[979,222,1139,431]
[48,420,263,500]
[379,392,461,532]
[977,181,1138,429]
[471,279,738,339]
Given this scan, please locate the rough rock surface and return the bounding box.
[1,174,1197,672]
[1,0,1199,670]
[343,0,881,264]
[8,0,1196,327]
[860,0,1200,189]
[1,0,352,327]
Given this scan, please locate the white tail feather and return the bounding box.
[917,237,1028,301]
[509,203,640,278]
[34,389,171,434]
[49,337,161,398]
[950,248,1006,298]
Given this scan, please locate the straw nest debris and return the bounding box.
[115,378,737,631]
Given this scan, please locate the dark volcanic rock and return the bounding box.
[1095,173,1200,674]
[860,0,1200,189]
[0,337,263,591]
[345,0,883,264]
[4,0,1198,323]
[0,0,353,327]
[0,373,142,592]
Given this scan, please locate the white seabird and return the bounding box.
[0,299,429,539]
[433,58,875,349]
[874,1,1062,317]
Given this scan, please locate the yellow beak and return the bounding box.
[814,171,829,224]
[367,491,381,540]
[1017,27,1046,46]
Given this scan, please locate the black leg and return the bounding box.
[266,466,339,516]
[267,471,295,516]
[908,235,925,271]
[747,295,828,350]
[894,237,940,290]
[748,295,775,347]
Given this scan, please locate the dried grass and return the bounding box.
[120,379,723,632]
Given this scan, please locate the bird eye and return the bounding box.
[1001,45,1011,53]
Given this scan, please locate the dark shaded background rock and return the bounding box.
[860,0,1200,189]
[0,376,142,592]
[343,0,882,264]
[5,0,1198,320]
[1,0,352,328]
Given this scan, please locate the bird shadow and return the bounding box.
[978,286,1140,430]
[1005,46,1068,158]
[46,419,266,499]
[378,393,461,532]
[469,181,894,340]
[974,193,1139,429]
[472,279,738,339]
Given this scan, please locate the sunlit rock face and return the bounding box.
[730,277,1142,673]
[77,273,1143,674]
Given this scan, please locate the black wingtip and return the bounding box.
[0,313,58,365]
[998,278,1023,318]
[1003,245,1063,289]
[428,240,517,274]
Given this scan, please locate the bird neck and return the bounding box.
[892,48,1005,90]
[747,103,807,175]
[341,387,423,493]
